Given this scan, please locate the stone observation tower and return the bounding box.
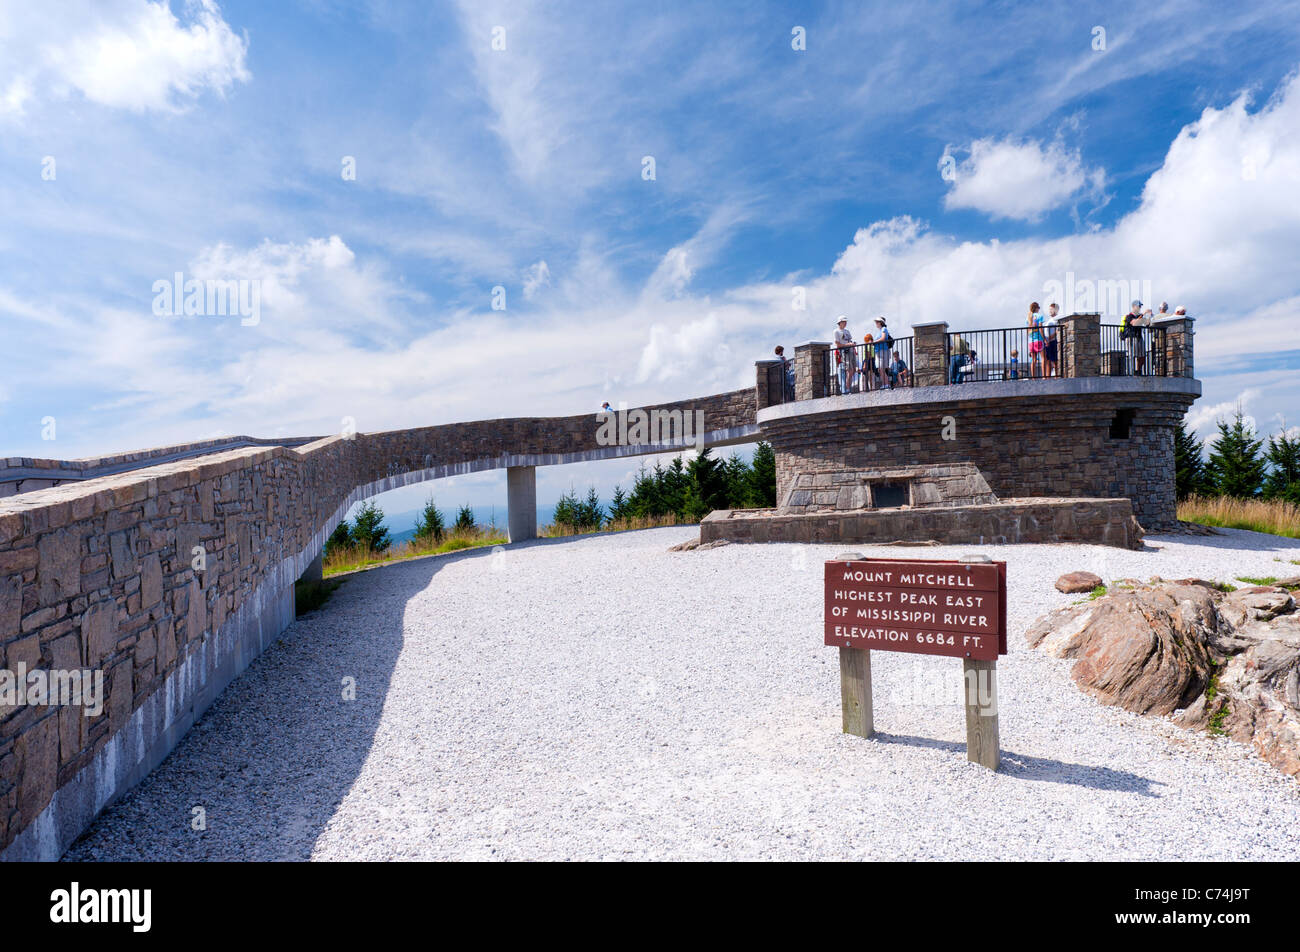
[0,311,1196,860]
[718,312,1198,546]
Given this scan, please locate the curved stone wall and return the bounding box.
[0,388,757,859]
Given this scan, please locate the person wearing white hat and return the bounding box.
[871,317,893,389]
[1121,300,1148,375]
[833,316,857,394]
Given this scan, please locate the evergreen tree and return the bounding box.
[1205,412,1266,499]
[579,486,604,529]
[553,487,580,527]
[351,501,391,552]
[325,518,352,556]
[722,452,751,508]
[454,504,476,532]
[1264,430,1300,502]
[413,495,445,543]
[662,456,690,516]
[684,448,728,521]
[747,441,778,507]
[626,464,661,518]
[607,485,629,523]
[1174,421,1209,500]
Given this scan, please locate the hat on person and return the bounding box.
[1174,305,1187,314]
[836,315,847,325]
[874,317,886,325]
[1131,300,1143,309]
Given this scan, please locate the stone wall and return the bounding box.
[701,497,1143,549]
[780,463,998,513]
[0,388,756,859]
[758,379,1199,531]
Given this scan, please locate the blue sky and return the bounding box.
[4,0,1300,523]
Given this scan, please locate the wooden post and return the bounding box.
[963,658,1000,770]
[839,647,873,738]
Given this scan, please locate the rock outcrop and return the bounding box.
[1026,579,1300,777]
[1055,571,1103,594]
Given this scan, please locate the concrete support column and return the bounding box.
[507,465,537,543]
[794,341,830,401]
[1058,313,1100,378]
[912,321,949,386]
[300,550,323,583]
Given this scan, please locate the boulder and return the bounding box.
[1054,571,1103,594]
[1026,580,1300,777]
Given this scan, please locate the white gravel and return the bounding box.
[65,526,1300,861]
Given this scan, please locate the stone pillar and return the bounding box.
[755,359,782,409]
[1057,313,1100,378]
[912,321,949,386]
[1152,316,1194,378]
[794,341,830,401]
[506,465,537,543]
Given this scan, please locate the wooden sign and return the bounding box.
[824,558,1007,660]
[825,555,1008,770]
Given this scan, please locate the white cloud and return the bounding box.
[0,0,249,116]
[1186,389,1260,439]
[941,137,1104,222]
[522,260,551,300]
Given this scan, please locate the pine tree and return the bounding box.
[684,448,728,521]
[1264,430,1300,502]
[662,457,689,517]
[608,485,629,523]
[325,519,352,556]
[454,504,476,532]
[1174,421,1209,500]
[553,487,579,527]
[722,452,750,508]
[579,486,604,529]
[351,501,391,552]
[413,495,445,543]
[1205,412,1266,499]
[747,441,777,507]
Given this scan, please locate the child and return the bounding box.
[1009,349,1019,380]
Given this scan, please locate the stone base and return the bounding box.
[700,497,1143,550]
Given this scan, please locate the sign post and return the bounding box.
[825,554,1008,769]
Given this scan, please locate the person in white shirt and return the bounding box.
[833,316,857,393]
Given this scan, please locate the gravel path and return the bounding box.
[66,527,1300,861]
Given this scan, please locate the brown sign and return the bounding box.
[824,558,1007,660]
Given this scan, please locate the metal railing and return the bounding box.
[1099,323,1168,377]
[826,336,915,395]
[945,324,1066,384]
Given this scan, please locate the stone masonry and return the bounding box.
[0,388,756,859]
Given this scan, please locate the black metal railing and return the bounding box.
[826,336,915,395]
[773,357,797,404]
[1099,323,1168,377]
[944,324,1066,384]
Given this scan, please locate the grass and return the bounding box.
[324,525,507,577]
[1237,575,1278,586]
[1087,584,1108,600]
[538,513,691,538]
[322,515,696,577]
[1178,494,1300,539]
[1205,661,1230,736]
[294,578,343,616]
